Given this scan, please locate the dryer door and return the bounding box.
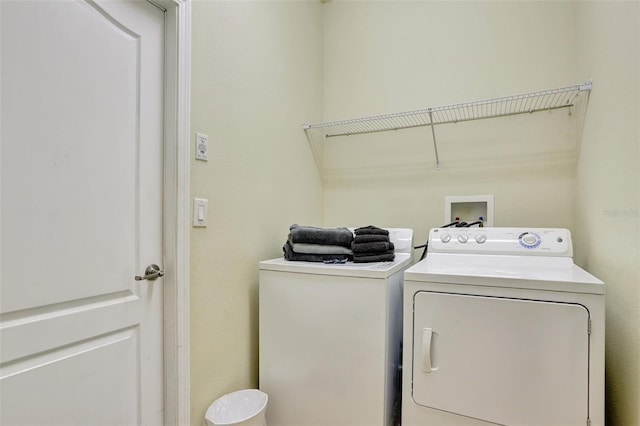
[412,291,589,426]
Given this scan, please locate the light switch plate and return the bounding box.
[193,198,208,227]
[195,132,208,161]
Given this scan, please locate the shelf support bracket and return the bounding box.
[428,110,440,170]
[303,125,324,172]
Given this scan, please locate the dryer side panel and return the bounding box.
[412,292,589,426]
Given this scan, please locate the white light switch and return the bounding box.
[195,132,208,161]
[193,198,208,227]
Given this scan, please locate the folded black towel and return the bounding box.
[353,251,395,263]
[288,224,354,247]
[353,234,390,243]
[283,241,352,263]
[351,241,395,254]
[354,225,389,236]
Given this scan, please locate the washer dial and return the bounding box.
[519,232,541,249]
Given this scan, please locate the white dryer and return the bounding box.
[259,228,413,426]
[402,227,604,426]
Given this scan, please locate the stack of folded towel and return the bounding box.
[283,224,354,262]
[351,225,395,263]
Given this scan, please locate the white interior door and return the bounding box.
[412,291,590,426]
[1,1,165,424]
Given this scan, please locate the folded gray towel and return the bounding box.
[288,240,353,255]
[283,241,352,262]
[354,225,389,236]
[288,224,354,247]
[354,234,390,243]
[351,241,395,254]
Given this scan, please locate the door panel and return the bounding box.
[1,0,139,312]
[412,292,589,426]
[1,329,139,426]
[1,1,164,424]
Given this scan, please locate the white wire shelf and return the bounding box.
[303,81,592,170]
[304,81,592,137]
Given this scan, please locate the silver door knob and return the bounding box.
[135,264,164,281]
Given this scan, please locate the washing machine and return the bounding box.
[259,228,413,426]
[402,227,604,426]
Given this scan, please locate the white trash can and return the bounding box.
[205,389,268,426]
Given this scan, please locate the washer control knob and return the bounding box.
[519,232,542,249]
[475,234,487,244]
[458,234,468,243]
[440,233,451,243]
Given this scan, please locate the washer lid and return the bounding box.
[404,253,604,294]
[259,252,412,279]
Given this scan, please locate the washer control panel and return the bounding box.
[429,227,572,257]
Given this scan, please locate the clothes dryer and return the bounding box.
[259,228,413,426]
[402,227,604,426]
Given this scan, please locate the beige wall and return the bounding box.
[190,1,323,422]
[321,1,581,249]
[575,2,640,425]
[190,1,639,425]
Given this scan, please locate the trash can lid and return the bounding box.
[205,389,268,425]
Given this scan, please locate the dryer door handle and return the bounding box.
[421,328,437,373]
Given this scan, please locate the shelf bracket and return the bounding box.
[579,80,593,91]
[303,124,324,171]
[428,110,440,170]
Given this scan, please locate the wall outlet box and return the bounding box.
[445,195,494,226]
[195,132,208,161]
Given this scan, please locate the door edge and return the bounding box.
[159,0,191,425]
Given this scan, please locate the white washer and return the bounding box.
[259,228,414,426]
[402,227,604,426]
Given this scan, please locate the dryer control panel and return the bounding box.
[428,227,573,257]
